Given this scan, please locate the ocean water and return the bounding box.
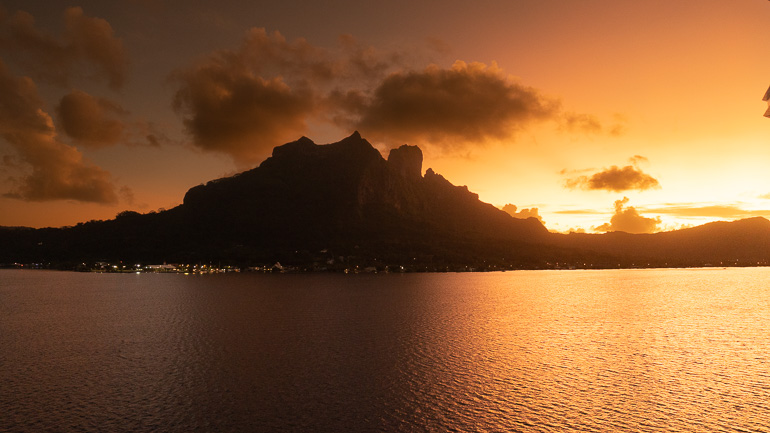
[1,268,769,432]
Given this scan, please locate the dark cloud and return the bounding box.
[118,185,135,206]
[426,37,452,56]
[0,61,118,203]
[173,29,612,162]
[564,157,660,192]
[172,61,315,165]
[56,90,168,149]
[171,28,408,164]
[594,197,660,234]
[336,34,403,83]
[231,29,402,86]
[336,61,560,147]
[4,140,119,203]
[501,203,544,224]
[170,28,330,164]
[63,7,127,89]
[0,6,127,89]
[236,28,333,82]
[56,90,126,147]
[135,121,172,147]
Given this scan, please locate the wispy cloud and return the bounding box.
[643,203,770,219]
[553,208,603,215]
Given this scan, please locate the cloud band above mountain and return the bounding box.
[564,157,660,192]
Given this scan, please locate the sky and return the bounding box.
[1,0,769,233]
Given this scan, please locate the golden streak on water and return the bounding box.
[0,268,769,431]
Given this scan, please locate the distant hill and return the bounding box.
[549,217,770,267]
[1,132,769,270]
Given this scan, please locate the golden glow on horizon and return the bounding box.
[0,1,769,233]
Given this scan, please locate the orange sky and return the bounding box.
[1,0,769,233]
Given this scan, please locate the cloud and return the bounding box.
[336,34,404,83]
[171,29,411,165]
[0,60,118,203]
[56,90,167,149]
[0,6,127,89]
[118,185,135,206]
[334,61,560,147]
[560,112,603,134]
[231,29,404,86]
[172,63,315,166]
[558,111,627,137]
[171,28,344,165]
[564,156,660,192]
[501,203,545,224]
[132,120,173,147]
[644,204,770,219]
[236,28,334,82]
[172,28,613,162]
[426,37,452,56]
[594,197,661,234]
[56,90,126,147]
[553,208,601,215]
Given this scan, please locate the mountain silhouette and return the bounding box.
[176,132,549,265]
[549,217,770,267]
[1,132,769,270]
[0,133,548,269]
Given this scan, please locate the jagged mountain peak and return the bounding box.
[261,131,382,172]
[387,144,423,180]
[14,133,770,269]
[269,135,316,159]
[181,132,548,248]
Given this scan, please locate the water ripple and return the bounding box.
[2,269,770,431]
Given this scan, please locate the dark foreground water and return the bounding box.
[2,268,770,432]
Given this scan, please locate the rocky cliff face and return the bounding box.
[181,132,549,247]
[387,145,423,180]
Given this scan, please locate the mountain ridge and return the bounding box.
[1,133,769,270]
